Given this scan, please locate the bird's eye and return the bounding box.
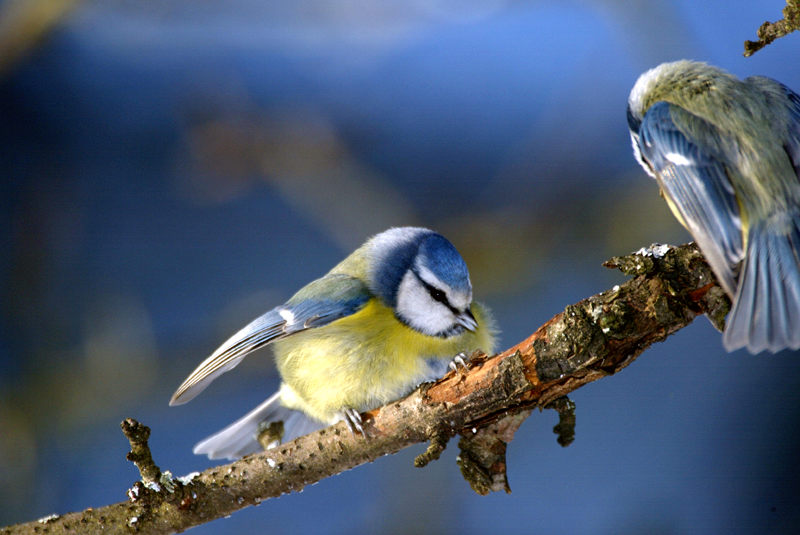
[429,287,447,303]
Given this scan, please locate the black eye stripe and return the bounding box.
[429,287,446,303]
[412,270,459,314]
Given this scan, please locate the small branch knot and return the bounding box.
[121,418,162,484]
[414,425,450,467]
[546,396,576,447]
[257,420,285,450]
[456,410,532,495]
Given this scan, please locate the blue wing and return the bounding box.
[638,101,744,296]
[170,274,371,405]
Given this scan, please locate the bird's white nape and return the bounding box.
[628,62,669,116]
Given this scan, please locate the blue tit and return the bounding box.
[170,227,497,459]
[627,60,800,353]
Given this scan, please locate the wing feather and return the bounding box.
[638,101,744,296]
[170,274,371,405]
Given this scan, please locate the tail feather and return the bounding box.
[193,391,322,460]
[723,213,800,353]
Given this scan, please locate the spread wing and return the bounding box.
[170,274,371,405]
[638,101,744,296]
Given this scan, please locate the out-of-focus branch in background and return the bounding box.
[0,0,81,75]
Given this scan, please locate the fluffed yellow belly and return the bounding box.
[273,299,495,423]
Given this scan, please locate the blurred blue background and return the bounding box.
[2,1,800,533]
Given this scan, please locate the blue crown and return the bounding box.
[417,234,471,294]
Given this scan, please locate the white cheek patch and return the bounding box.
[631,134,657,179]
[396,271,455,336]
[448,291,471,312]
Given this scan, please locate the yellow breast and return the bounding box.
[272,298,495,423]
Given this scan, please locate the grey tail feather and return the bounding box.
[192,391,324,460]
[723,212,800,353]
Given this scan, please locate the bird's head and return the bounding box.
[368,227,476,338]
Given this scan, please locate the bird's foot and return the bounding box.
[448,352,470,373]
[341,407,368,437]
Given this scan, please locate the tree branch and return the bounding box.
[0,0,82,76]
[743,0,800,56]
[1,242,727,535]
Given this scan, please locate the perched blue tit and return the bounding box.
[170,227,496,459]
[627,60,800,353]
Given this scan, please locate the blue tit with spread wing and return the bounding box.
[170,227,497,459]
[627,60,800,353]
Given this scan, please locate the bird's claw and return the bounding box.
[342,407,366,437]
[448,352,470,373]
